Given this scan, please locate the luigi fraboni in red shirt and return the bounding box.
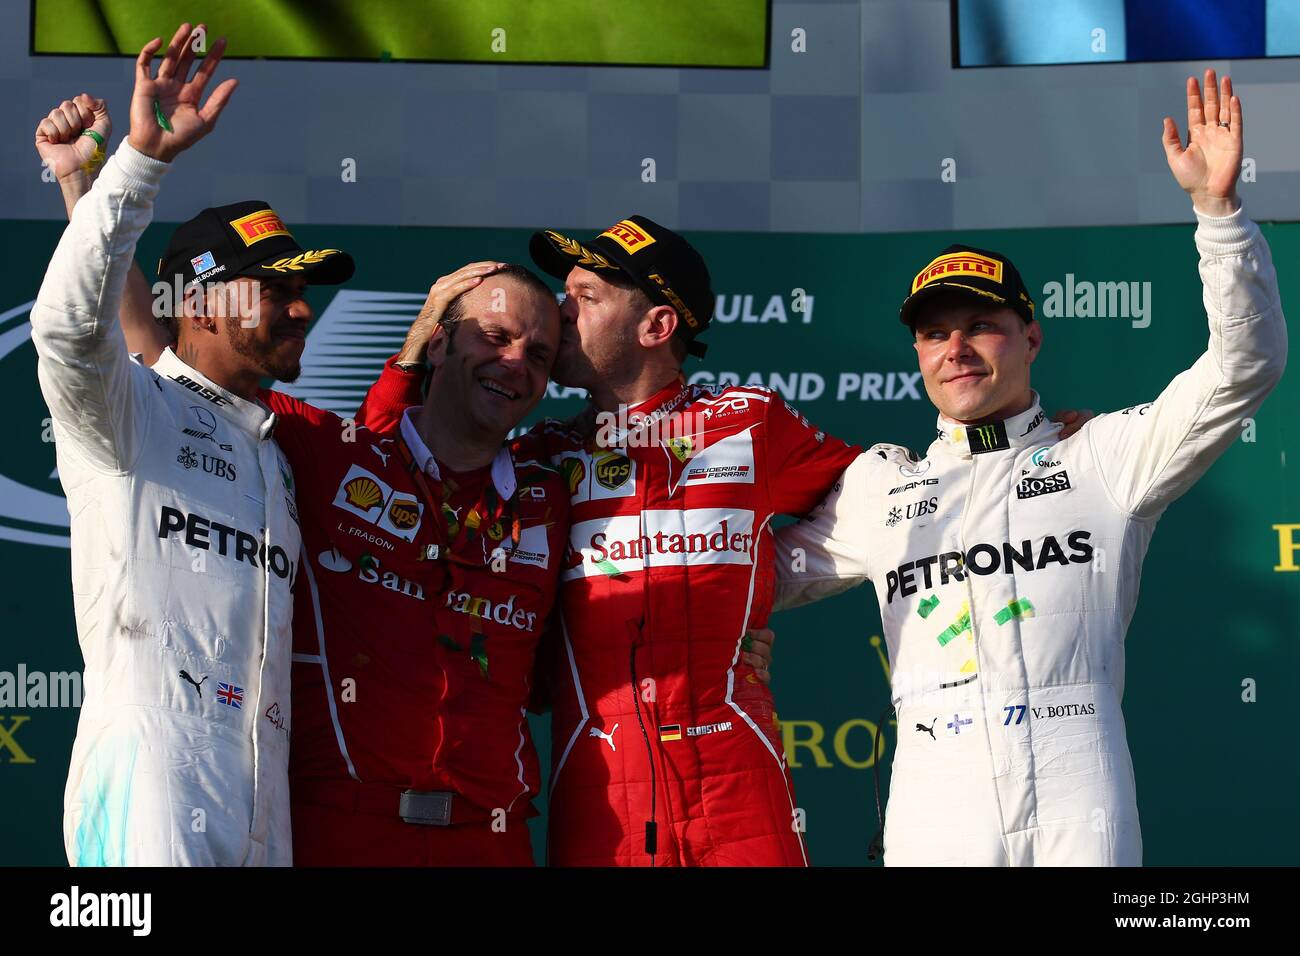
[773,72,1287,866]
[269,262,569,866]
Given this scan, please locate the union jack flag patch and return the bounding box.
[216,682,244,708]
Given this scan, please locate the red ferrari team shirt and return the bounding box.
[264,390,568,818]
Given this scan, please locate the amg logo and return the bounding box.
[888,478,938,495]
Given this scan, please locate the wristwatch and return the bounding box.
[394,360,425,373]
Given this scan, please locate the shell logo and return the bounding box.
[562,458,586,494]
[344,476,384,511]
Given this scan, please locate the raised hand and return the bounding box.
[1162,69,1243,216]
[126,23,237,163]
[396,262,510,365]
[35,94,111,183]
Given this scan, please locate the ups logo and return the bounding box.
[387,496,420,531]
[595,454,632,490]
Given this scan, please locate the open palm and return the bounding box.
[127,22,237,163]
[1162,69,1243,208]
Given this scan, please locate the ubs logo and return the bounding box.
[886,497,939,527]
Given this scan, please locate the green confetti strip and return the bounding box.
[994,598,1036,626]
[470,634,489,679]
[936,605,971,647]
[153,99,172,131]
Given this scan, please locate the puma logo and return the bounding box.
[179,670,209,698]
[588,723,619,752]
[915,718,937,740]
[370,443,393,467]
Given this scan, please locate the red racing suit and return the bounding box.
[361,366,860,866]
[266,390,568,865]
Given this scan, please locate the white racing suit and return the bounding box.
[31,143,300,865]
[775,207,1286,865]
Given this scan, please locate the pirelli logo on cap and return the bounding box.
[648,272,699,329]
[599,219,656,255]
[912,252,1003,293]
[230,209,292,247]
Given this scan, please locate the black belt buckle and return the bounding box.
[398,790,453,826]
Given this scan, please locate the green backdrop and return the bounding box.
[1,213,1295,865]
[31,0,769,66]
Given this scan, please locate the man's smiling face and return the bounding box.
[426,276,561,434]
[222,275,312,383]
[912,295,1042,423]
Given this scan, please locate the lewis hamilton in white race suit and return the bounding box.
[29,26,348,864]
[774,71,1287,865]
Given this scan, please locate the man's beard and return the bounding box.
[225,316,302,383]
[551,336,602,391]
[549,350,588,389]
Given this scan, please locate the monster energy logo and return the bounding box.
[967,422,1009,455]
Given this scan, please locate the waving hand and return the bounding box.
[126,22,237,163]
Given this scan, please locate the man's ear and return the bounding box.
[1024,318,1043,364]
[641,304,679,349]
[179,286,216,334]
[426,324,451,372]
